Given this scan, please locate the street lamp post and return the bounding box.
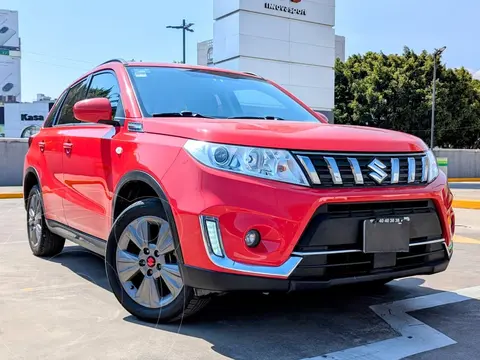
[430,46,446,149]
[166,19,195,64]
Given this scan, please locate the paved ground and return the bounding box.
[449,182,480,200]
[0,199,479,360]
[0,186,22,194]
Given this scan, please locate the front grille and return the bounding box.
[294,151,429,187]
[291,200,446,281]
[294,200,442,253]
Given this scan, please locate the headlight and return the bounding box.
[426,150,439,183]
[183,140,309,186]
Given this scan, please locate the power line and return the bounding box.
[22,58,91,71]
[22,51,96,65]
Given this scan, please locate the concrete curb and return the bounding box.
[0,193,23,199]
[452,199,480,210]
[0,193,479,209]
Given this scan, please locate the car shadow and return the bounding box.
[45,245,479,360]
[46,243,111,292]
[122,279,448,359]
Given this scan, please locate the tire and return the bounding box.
[105,198,210,323]
[26,185,65,257]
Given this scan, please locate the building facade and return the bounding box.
[0,101,53,138]
[197,0,343,122]
[0,9,21,104]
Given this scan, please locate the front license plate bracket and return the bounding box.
[363,216,411,253]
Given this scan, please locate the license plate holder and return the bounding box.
[363,216,411,253]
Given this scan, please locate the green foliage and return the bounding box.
[334,47,480,148]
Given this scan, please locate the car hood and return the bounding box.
[141,118,428,153]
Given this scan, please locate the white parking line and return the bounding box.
[304,286,480,360]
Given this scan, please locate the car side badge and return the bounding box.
[127,122,143,132]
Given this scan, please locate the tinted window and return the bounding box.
[56,78,89,125]
[43,90,68,127]
[86,72,124,119]
[127,67,319,122]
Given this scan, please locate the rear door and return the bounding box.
[61,70,124,240]
[30,91,68,224]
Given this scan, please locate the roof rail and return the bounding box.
[98,58,127,66]
[243,71,263,78]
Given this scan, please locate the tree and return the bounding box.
[334,47,480,148]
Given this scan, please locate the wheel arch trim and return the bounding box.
[23,166,42,209]
[112,170,184,264]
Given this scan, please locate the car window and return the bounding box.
[86,72,124,120]
[126,67,320,122]
[43,90,68,128]
[56,78,89,125]
[233,89,286,117]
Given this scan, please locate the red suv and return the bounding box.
[23,59,455,322]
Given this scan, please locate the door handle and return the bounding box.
[63,141,73,155]
[38,141,45,152]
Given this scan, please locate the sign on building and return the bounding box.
[0,55,21,103]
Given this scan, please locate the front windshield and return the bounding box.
[126,66,320,122]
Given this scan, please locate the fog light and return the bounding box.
[245,229,261,247]
[203,218,224,257]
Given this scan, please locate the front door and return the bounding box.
[61,71,124,240]
[61,125,117,240]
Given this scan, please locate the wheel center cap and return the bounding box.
[146,256,156,268]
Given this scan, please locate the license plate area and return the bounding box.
[363,216,411,253]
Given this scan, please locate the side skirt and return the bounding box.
[46,219,106,256]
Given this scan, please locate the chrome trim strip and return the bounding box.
[291,151,427,157]
[347,157,363,185]
[409,238,445,247]
[292,249,362,256]
[199,216,302,278]
[324,156,343,185]
[407,157,416,183]
[292,238,446,256]
[297,155,321,184]
[390,158,400,184]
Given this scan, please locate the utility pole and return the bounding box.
[167,19,195,64]
[430,46,446,149]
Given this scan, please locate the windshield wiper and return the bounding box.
[151,111,213,118]
[228,116,284,120]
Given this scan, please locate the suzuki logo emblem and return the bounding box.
[367,158,388,184]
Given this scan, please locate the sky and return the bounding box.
[2,0,479,102]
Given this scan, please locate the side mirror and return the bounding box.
[73,98,112,123]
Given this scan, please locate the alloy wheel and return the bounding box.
[115,216,183,308]
[28,193,43,246]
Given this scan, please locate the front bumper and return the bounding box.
[182,256,450,292]
[162,150,455,283]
